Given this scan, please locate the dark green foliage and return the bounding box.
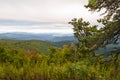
[85,0,120,51]
[85,0,120,20]
[69,0,120,52]
[69,18,100,51]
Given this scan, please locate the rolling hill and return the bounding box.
[0,40,54,54]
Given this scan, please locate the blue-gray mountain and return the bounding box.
[0,32,76,42]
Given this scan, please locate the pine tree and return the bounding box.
[85,0,120,51]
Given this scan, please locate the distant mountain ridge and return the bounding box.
[0,32,76,42]
[1,32,120,54]
[0,32,77,54]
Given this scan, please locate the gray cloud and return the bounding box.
[0,0,101,23]
[0,0,103,34]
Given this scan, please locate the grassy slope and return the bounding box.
[0,40,54,54]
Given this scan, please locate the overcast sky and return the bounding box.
[0,0,102,34]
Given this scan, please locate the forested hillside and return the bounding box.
[0,40,54,54]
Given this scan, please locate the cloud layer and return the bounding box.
[0,0,101,23]
[0,22,73,34]
[0,0,102,34]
